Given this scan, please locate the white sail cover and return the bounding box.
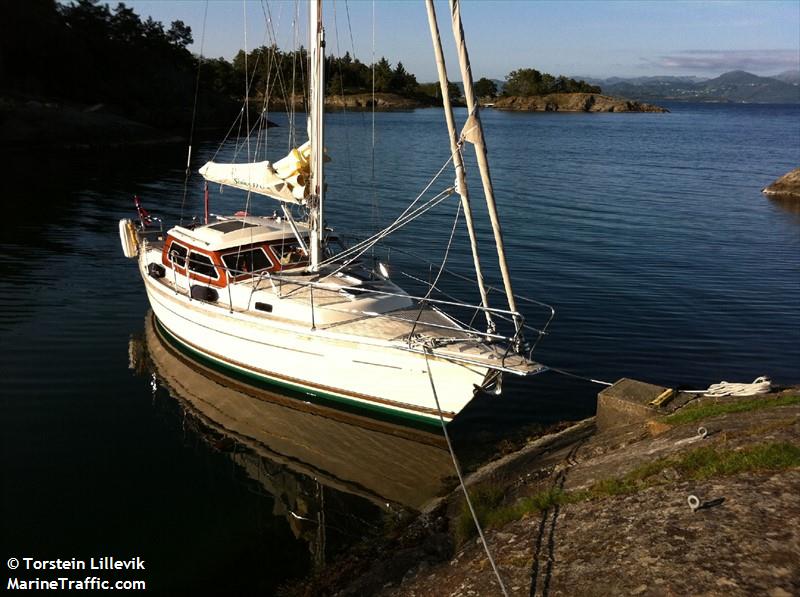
[199,141,312,205]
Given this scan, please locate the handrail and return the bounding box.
[152,250,542,365]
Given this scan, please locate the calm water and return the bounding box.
[2,102,799,594]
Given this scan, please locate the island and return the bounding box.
[493,92,668,113]
[762,167,800,199]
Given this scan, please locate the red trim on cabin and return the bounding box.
[161,236,228,288]
[218,244,278,283]
[161,235,307,286]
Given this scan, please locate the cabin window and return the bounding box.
[168,242,188,268]
[221,247,272,275]
[209,221,258,234]
[271,241,308,267]
[187,252,219,280]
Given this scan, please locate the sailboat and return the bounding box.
[132,310,455,511]
[118,0,548,428]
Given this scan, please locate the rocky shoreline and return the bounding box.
[325,92,430,110]
[0,98,183,151]
[493,93,668,113]
[762,167,800,199]
[285,385,799,596]
[2,90,670,151]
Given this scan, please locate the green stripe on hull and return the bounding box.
[153,317,447,432]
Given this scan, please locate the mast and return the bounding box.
[425,0,494,334]
[448,0,519,331]
[308,0,325,272]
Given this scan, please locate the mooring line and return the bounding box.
[424,347,510,597]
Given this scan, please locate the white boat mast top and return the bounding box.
[308,0,325,272]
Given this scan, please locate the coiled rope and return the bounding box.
[702,376,772,397]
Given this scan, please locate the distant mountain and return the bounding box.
[582,75,707,87]
[699,70,800,103]
[770,70,800,85]
[584,71,799,104]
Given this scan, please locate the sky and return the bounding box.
[124,0,800,81]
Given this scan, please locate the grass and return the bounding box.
[665,394,800,425]
[454,441,800,545]
[454,484,573,546]
[454,484,505,546]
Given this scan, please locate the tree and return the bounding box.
[373,57,393,92]
[390,61,418,94]
[474,77,497,99]
[167,20,192,48]
[504,68,543,96]
[503,67,601,96]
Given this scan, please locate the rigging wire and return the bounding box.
[241,0,255,218]
[289,0,299,149]
[408,201,462,340]
[544,366,613,387]
[423,350,510,597]
[370,0,379,241]
[331,0,355,182]
[318,152,457,271]
[323,186,455,278]
[179,0,209,226]
[259,0,296,137]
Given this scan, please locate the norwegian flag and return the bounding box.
[133,195,152,227]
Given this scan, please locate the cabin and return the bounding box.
[160,217,311,289]
[140,215,412,327]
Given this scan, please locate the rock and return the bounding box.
[325,92,426,110]
[661,466,680,481]
[294,388,800,597]
[493,93,668,113]
[1,99,184,150]
[762,167,800,199]
[261,92,430,111]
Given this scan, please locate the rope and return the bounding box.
[423,348,509,597]
[545,366,613,387]
[702,376,772,397]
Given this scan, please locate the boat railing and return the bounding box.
[145,235,550,368]
[203,260,539,369]
[337,240,557,359]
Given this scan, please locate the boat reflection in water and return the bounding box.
[130,312,455,567]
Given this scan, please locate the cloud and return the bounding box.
[643,49,799,73]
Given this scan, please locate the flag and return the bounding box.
[133,195,152,226]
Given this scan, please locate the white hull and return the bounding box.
[141,263,488,427]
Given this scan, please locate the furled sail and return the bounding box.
[199,141,312,205]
